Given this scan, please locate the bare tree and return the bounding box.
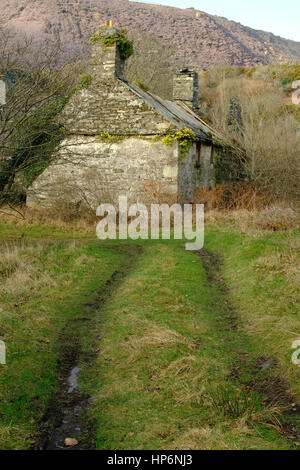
[0,27,85,206]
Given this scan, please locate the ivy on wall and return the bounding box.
[90,29,133,61]
[159,128,197,160]
[96,132,125,143]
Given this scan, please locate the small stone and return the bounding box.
[64,438,78,447]
[260,361,273,372]
[87,395,103,403]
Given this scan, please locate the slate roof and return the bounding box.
[120,79,224,143]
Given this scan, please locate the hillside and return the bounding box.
[1,0,300,68]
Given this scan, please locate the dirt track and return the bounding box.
[34,245,300,450]
[34,245,141,450]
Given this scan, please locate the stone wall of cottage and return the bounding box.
[27,137,180,208]
[197,143,215,189]
[178,142,216,203]
[59,79,176,136]
[178,143,197,203]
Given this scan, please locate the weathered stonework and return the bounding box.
[28,136,179,207]
[198,143,215,189]
[59,81,175,136]
[173,69,199,110]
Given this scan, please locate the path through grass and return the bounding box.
[0,221,299,450]
[84,240,297,450]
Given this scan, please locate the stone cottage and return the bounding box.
[27,24,239,209]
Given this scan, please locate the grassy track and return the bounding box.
[0,221,299,450]
[0,223,132,449]
[205,226,300,400]
[83,240,298,450]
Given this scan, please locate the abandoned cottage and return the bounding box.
[27,24,239,209]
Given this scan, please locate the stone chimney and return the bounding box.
[173,69,199,109]
[90,23,126,81]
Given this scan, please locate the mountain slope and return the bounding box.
[1,0,300,68]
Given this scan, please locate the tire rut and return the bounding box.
[34,244,142,450]
[197,248,300,445]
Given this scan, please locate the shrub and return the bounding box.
[90,29,133,61]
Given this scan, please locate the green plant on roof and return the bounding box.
[90,29,133,61]
[136,81,149,92]
[161,128,197,160]
[70,75,92,95]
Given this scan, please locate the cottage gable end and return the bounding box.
[60,25,176,136]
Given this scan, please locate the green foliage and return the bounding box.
[71,75,92,94]
[90,29,133,61]
[279,65,300,86]
[281,76,292,86]
[136,81,149,92]
[96,132,125,143]
[161,128,197,160]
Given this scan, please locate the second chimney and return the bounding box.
[173,69,199,110]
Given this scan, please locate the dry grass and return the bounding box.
[120,321,191,364]
[205,211,300,403]
[253,249,300,279]
[169,400,284,450]
[253,207,300,231]
[0,207,299,449]
[205,205,300,234]
[0,232,118,449]
[88,242,294,450]
[0,241,58,303]
[0,424,33,451]
[169,424,264,450]
[0,247,21,278]
[0,204,97,232]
